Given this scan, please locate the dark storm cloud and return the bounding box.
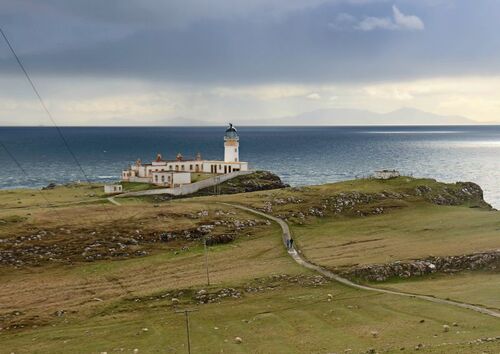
[1,0,500,84]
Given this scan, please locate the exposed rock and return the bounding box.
[265,179,492,221]
[193,171,288,196]
[128,274,329,308]
[41,183,57,190]
[419,182,492,208]
[205,234,235,246]
[194,287,242,304]
[344,251,500,281]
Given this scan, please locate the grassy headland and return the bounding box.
[0,174,499,353]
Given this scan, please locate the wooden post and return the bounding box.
[176,309,198,354]
[204,237,210,286]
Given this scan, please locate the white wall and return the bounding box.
[104,185,122,194]
[224,140,239,162]
[172,172,191,185]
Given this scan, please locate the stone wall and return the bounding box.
[118,171,252,197]
[343,251,500,282]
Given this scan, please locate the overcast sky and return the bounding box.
[1,0,500,125]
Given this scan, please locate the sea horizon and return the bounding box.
[1,124,500,127]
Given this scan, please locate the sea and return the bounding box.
[1,126,499,207]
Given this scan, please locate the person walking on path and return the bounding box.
[289,237,294,250]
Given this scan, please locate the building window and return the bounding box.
[235,158,238,162]
[181,165,185,171]
[234,148,237,152]
[155,175,158,182]
[161,175,165,182]
[190,164,193,170]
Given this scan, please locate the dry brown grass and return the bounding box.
[0,202,304,329]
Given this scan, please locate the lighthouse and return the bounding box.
[224,123,239,163]
[122,123,248,185]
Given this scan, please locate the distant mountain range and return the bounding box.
[155,107,481,126]
[23,107,490,127]
[246,107,476,126]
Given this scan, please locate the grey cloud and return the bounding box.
[392,5,424,30]
[356,16,397,30]
[0,0,499,85]
[331,5,424,31]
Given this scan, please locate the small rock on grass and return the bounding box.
[234,337,243,344]
[443,325,450,332]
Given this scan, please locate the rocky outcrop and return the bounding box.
[0,210,271,267]
[193,171,288,196]
[158,217,269,245]
[205,234,235,246]
[129,274,330,306]
[344,251,500,282]
[264,179,492,222]
[415,182,492,208]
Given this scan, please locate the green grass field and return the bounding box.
[1,178,499,353]
[3,281,500,354]
[376,271,500,310]
[291,203,500,270]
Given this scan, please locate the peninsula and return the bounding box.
[1,172,499,353]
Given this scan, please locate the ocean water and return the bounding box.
[1,126,500,207]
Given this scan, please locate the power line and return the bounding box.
[0,28,92,187]
[0,27,117,220]
[0,141,63,218]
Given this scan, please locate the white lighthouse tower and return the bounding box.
[224,123,239,163]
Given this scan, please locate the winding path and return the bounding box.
[107,196,121,206]
[224,203,500,319]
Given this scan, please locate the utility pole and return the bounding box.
[204,237,210,286]
[176,309,198,354]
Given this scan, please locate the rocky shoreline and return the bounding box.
[343,250,500,282]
